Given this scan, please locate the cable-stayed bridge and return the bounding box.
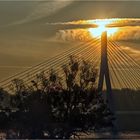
[0,31,140,131]
[0,32,140,92]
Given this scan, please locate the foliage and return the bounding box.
[0,56,114,139]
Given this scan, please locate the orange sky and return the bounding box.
[0,1,140,80]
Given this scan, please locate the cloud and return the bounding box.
[112,26,140,41]
[48,18,140,41]
[46,22,97,30]
[51,18,140,29]
[107,18,140,27]
[10,0,74,25]
[106,18,140,41]
[55,29,91,41]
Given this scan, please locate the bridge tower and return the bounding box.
[98,31,118,133]
[98,31,112,93]
[98,31,113,107]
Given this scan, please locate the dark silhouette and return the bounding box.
[0,56,114,139]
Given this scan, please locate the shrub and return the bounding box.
[0,56,114,139]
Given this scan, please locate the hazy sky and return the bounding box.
[0,1,140,80]
[0,1,140,26]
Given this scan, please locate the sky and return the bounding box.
[0,0,140,80]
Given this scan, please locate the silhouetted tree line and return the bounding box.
[110,89,140,111]
[0,56,114,139]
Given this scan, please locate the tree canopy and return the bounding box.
[0,56,114,139]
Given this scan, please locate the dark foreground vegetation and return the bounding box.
[0,56,114,139]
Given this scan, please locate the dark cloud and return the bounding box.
[107,19,140,28]
[46,22,97,30]
[48,19,140,41]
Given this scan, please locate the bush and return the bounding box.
[0,56,114,139]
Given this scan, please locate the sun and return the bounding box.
[88,19,118,38]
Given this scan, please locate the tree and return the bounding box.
[0,56,114,139]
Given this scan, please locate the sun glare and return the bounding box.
[88,19,118,38]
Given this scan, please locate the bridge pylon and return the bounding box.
[98,31,112,93]
[98,31,118,134]
[98,31,115,112]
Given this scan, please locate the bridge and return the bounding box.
[0,31,140,131]
[0,32,140,91]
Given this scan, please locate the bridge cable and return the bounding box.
[109,41,140,88]
[0,37,100,85]
[108,42,138,89]
[1,38,100,88]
